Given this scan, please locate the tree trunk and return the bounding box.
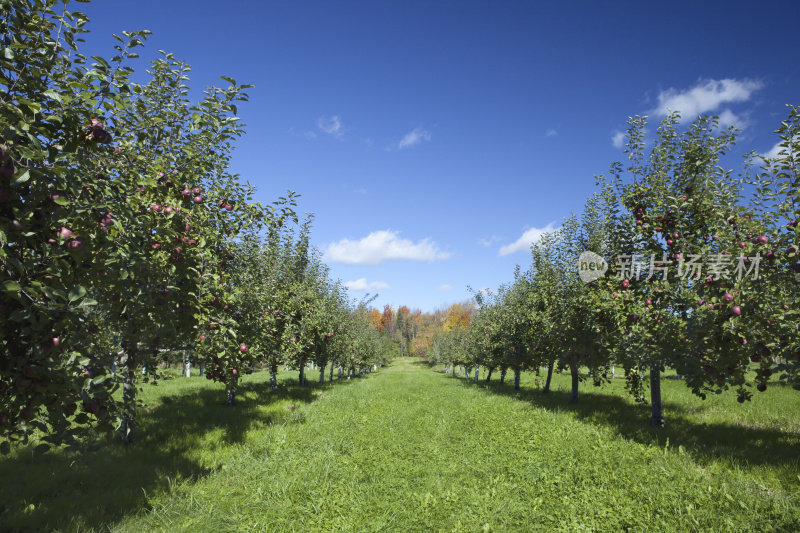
[650,365,665,427]
[120,344,137,444]
[570,364,579,403]
[514,367,521,390]
[611,364,615,378]
[465,366,470,380]
[319,365,325,383]
[270,363,278,391]
[150,349,159,385]
[329,361,335,382]
[226,374,238,405]
[338,365,342,380]
[485,367,493,382]
[500,366,507,384]
[183,351,191,377]
[543,363,554,393]
[474,365,479,382]
[199,360,205,377]
[299,360,306,386]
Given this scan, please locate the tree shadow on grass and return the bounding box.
[407,358,436,369]
[0,373,364,532]
[452,375,800,487]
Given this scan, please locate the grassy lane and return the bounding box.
[114,358,798,532]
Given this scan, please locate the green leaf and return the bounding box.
[2,280,21,292]
[42,89,63,102]
[13,170,30,184]
[68,285,87,302]
[78,298,97,308]
[53,195,70,206]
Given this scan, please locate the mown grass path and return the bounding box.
[115,358,798,532]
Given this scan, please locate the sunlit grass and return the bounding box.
[1,359,798,532]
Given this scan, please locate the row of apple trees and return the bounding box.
[0,0,385,453]
[436,108,799,426]
[211,218,389,407]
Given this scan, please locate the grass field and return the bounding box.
[1,358,798,532]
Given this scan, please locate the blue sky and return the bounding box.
[79,1,799,312]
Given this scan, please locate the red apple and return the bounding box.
[152,204,162,212]
[67,237,85,251]
[239,344,248,352]
[723,292,734,302]
[192,187,201,195]
[732,305,742,316]
[193,195,203,204]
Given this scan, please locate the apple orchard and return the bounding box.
[432,110,800,427]
[0,1,388,452]
[1,0,799,458]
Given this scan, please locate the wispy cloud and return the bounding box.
[652,78,763,121]
[344,278,390,291]
[498,222,558,256]
[545,129,558,137]
[289,127,317,140]
[318,115,345,138]
[478,235,502,247]
[438,284,453,291]
[612,131,625,149]
[324,230,452,265]
[760,137,797,161]
[391,127,432,150]
[353,187,367,195]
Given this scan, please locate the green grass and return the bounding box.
[1,359,798,532]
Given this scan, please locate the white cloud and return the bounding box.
[498,222,558,256]
[353,188,367,195]
[545,129,558,137]
[395,127,432,150]
[324,230,452,265]
[318,115,344,138]
[718,109,738,128]
[478,235,502,247]
[344,278,390,291]
[760,137,797,160]
[612,131,625,149]
[438,284,453,291]
[652,78,763,121]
